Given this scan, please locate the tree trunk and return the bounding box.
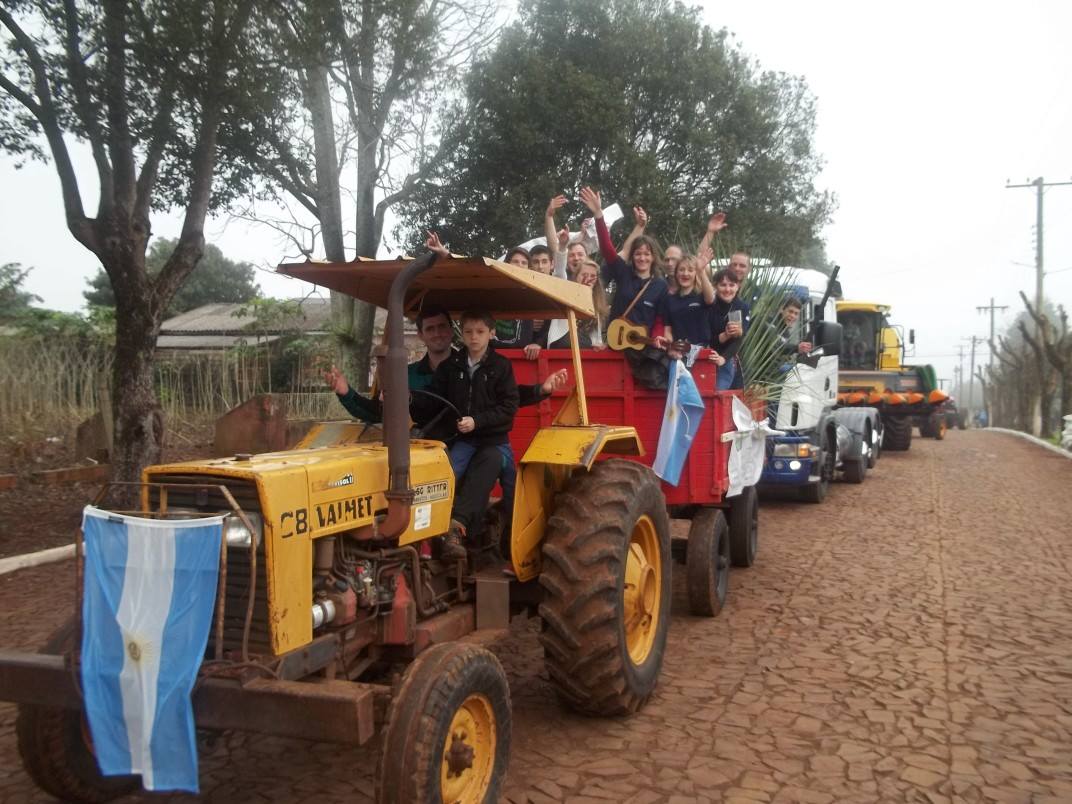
[350,124,382,394]
[305,61,362,389]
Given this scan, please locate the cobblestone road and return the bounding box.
[2,431,1071,803]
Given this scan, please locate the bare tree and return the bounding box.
[1,1,260,482]
[1021,292,1072,423]
[242,0,498,389]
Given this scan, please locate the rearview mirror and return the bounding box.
[815,320,842,357]
[909,329,916,345]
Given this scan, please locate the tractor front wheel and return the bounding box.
[686,508,731,617]
[377,643,511,804]
[15,619,138,804]
[539,459,671,716]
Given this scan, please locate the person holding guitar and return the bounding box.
[579,186,668,334]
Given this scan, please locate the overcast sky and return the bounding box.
[2,0,1070,390]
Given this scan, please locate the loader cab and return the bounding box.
[836,302,907,371]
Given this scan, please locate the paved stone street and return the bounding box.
[2,431,1071,803]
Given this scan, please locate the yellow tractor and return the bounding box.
[1,252,702,803]
[836,301,949,451]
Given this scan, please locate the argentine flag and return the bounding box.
[80,506,224,792]
[653,359,706,486]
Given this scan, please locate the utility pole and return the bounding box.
[956,344,967,401]
[976,298,1008,372]
[963,336,984,425]
[1005,177,1072,321]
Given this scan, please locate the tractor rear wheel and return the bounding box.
[882,416,913,451]
[377,643,511,804]
[686,508,730,617]
[728,485,759,567]
[538,459,671,716]
[15,619,139,804]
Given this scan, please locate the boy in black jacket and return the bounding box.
[412,310,520,559]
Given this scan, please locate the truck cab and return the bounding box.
[760,268,882,502]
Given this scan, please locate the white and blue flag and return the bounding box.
[80,506,224,792]
[652,360,706,486]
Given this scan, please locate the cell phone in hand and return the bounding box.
[728,310,742,325]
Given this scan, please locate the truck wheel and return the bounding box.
[800,429,833,504]
[882,416,913,451]
[539,459,671,716]
[868,423,880,468]
[15,619,138,804]
[842,458,866,484]
[686,509,730,617]
[377,643,511,804]
[728,485,759,567]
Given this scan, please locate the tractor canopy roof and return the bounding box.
[277,254,595,321]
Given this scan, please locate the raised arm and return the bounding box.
[697,212,728,256]
[618,206,648,260]
[544,195,567,255]
[697,245,716,305]
[580,186,617,263]
[425,231,450,258]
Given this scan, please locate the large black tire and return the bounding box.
[538,459,671,716]
[882,416,913,451]
[377,643,511,804]
[919,415,935,437]
[685,509,730,617]
[842,457,866,484]
[728,485,759,568]
[15,619,139,804]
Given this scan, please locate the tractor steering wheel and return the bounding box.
[411,389,463,442]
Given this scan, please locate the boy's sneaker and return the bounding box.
[441,520,467,560]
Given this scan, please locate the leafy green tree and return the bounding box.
[83,238,259,314]
[0,262,41,320]
[397,0,833,263]
[0,1,267,482]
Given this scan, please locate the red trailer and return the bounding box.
[501,347,761,617]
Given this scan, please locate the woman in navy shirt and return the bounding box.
[579,186,668,330]
[709,267,751,390]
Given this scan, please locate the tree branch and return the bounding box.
[0,7,93,250]
[102,0,136,215]
[62,0,114,208]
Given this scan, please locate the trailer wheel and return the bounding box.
[685,509,730,617]
[883,416,913,451]
[377,643,511,804]
[728,485,759,567]
[539,459,671,716]
[15,619,138,804]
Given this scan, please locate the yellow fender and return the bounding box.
[509,425,643,582]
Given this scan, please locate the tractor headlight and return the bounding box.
[223,512,263,548]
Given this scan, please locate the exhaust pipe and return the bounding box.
[380,251,439,538]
